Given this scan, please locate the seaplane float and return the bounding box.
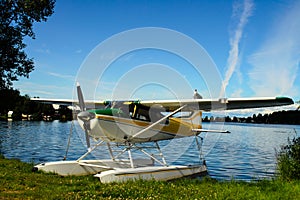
[32,83,294,183]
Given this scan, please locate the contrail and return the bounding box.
[220,0,254,97]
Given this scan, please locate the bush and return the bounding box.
[277,136,300,180]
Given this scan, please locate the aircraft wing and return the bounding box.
[30,98,107,109]
[139,96,294,111]
[31,96,293,111]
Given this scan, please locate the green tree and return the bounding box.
[0,87,21,115]
[0,0,55,89]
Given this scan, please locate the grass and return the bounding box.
[1,155,300,199]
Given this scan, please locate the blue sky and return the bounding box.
[14,0,300,108]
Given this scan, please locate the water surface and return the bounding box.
[0,121,299,181]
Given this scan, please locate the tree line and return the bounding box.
[203,110,300,125]
[0,88,72,121]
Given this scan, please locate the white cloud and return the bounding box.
[14,81,72,98]
[231,88,243,98]
[48,72,75,81]
[248,1,300,98]
[35,48,51,54]
[220,0,254,97]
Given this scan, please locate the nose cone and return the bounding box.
[77,111,96,121]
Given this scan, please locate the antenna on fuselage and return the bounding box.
[193,89,203,99]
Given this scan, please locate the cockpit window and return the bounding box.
[168,111,194,118]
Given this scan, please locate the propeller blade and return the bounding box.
[77,82,86,111]
[81,113,95,149]
[76,82,91,149]
[83,124,91,148]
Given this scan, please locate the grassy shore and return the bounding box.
[1,155,300,199]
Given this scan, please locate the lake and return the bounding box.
[1,120,299,181]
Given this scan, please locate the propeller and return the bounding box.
[76,82,95,149]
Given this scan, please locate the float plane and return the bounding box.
[32,83,294,183]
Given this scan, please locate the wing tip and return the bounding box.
[275,96,294,104]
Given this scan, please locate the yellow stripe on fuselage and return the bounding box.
[95,114,195,136]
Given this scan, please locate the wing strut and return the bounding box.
[129,105,187,140]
